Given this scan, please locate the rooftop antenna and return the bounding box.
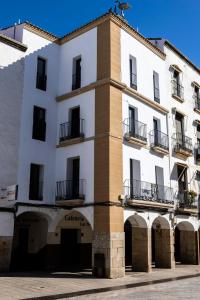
[114,1,131,18]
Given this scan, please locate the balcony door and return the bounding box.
[70,107,80,138]
[72,158,80,198]
[153,118,161,146]
[129,107,138,136]
[155,166,164,200]
[177,165,187,202]
[175,113,184,145]
[130,159,141,198]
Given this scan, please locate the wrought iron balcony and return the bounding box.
[149,130,169,151]
[59,119,85,142]
[193,94,200,111]
[130,73,137,90]
[56,179,85,201]
[177,190,198,209]
[124,179,174,205]
[171,80,184,99]
[173,133,193,156]
[123,118,147,144]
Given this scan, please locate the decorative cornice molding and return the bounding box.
[56,78,169,114]
[0,34,27,52]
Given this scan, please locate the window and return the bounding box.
[172,69,183,99]
[130,159,141,198]
[72,56,81,90]
[153,71,160,103]
[36,57,47,91]
[153,118,161,146]
[29,163,44,200]
[70,107,80,138]
[175,112,184,143]
[194,86,200,110]
[196,125,200,162]
[67,157,80,198]
[32,106,46,141]
[129,56,137,90]
[155,166,164,199]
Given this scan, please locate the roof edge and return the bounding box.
[0,33,27,52]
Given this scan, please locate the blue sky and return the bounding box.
[2,0,200,66]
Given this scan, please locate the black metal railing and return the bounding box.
[124,179,174,204]
[56,179,85,201]
[149,130,169,150]
[173,133,193,154]
[194,94,200,110]
[171,80,184,99]
[123,118,147,142]
[59,119,85,142]
[177,191,198,209]
[36,73,47,91]
[130,73,137,90]
[72,73,81,90]
[32,121,46,141]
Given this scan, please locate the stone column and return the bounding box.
[93,19,125,279]
[0,211,14,271]
[155,229,175,268]
[180,230,198,264]
[132,227,151,272]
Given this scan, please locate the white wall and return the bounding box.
[121,29,168,108]
[56,140,94,204]
[17,29,60,204]
[0,42,25,187]
[57,90,95,142]
[58,28,97,96]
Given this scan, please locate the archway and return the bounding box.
[50,210,92,271]
[11,212,48,271]
[152,217,174,268]
[124,215,151,272]
[175,221,198,264]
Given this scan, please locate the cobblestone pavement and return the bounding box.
[0,265,200,300]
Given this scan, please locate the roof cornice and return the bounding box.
[0,34,27,52]
[23,22,58,42]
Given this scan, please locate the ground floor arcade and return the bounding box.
[0,205,199,278]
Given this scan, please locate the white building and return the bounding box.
[0,12,199,278]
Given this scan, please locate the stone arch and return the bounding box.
[175,221,198,264]
[47,210,93,271]
[124,214,151,272]
[11,211,49,271]
[152,216,174,269]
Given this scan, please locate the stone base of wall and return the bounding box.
[0,236,12,272]
[92,232,125,279]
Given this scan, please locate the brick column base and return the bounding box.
[0,236,13,272]
[92,232,125,279]
[132,227,151,272]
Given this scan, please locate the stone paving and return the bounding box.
[0,265,200,300]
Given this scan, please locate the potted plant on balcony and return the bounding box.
[187,190,197,207]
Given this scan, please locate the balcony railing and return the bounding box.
[193,94,200,111]
[124,179,174,204]
[36,73,47,91]
[173,133,193,154]
[123,118,147,142]
[177,191,198,209]
[59,119,85,142]
[149,130,169,150]
[72,74,81,90]
[56,179,85,201]
[130,73,137,90]
[171,80,184,99]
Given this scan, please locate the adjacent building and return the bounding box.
[0,12,199,278]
